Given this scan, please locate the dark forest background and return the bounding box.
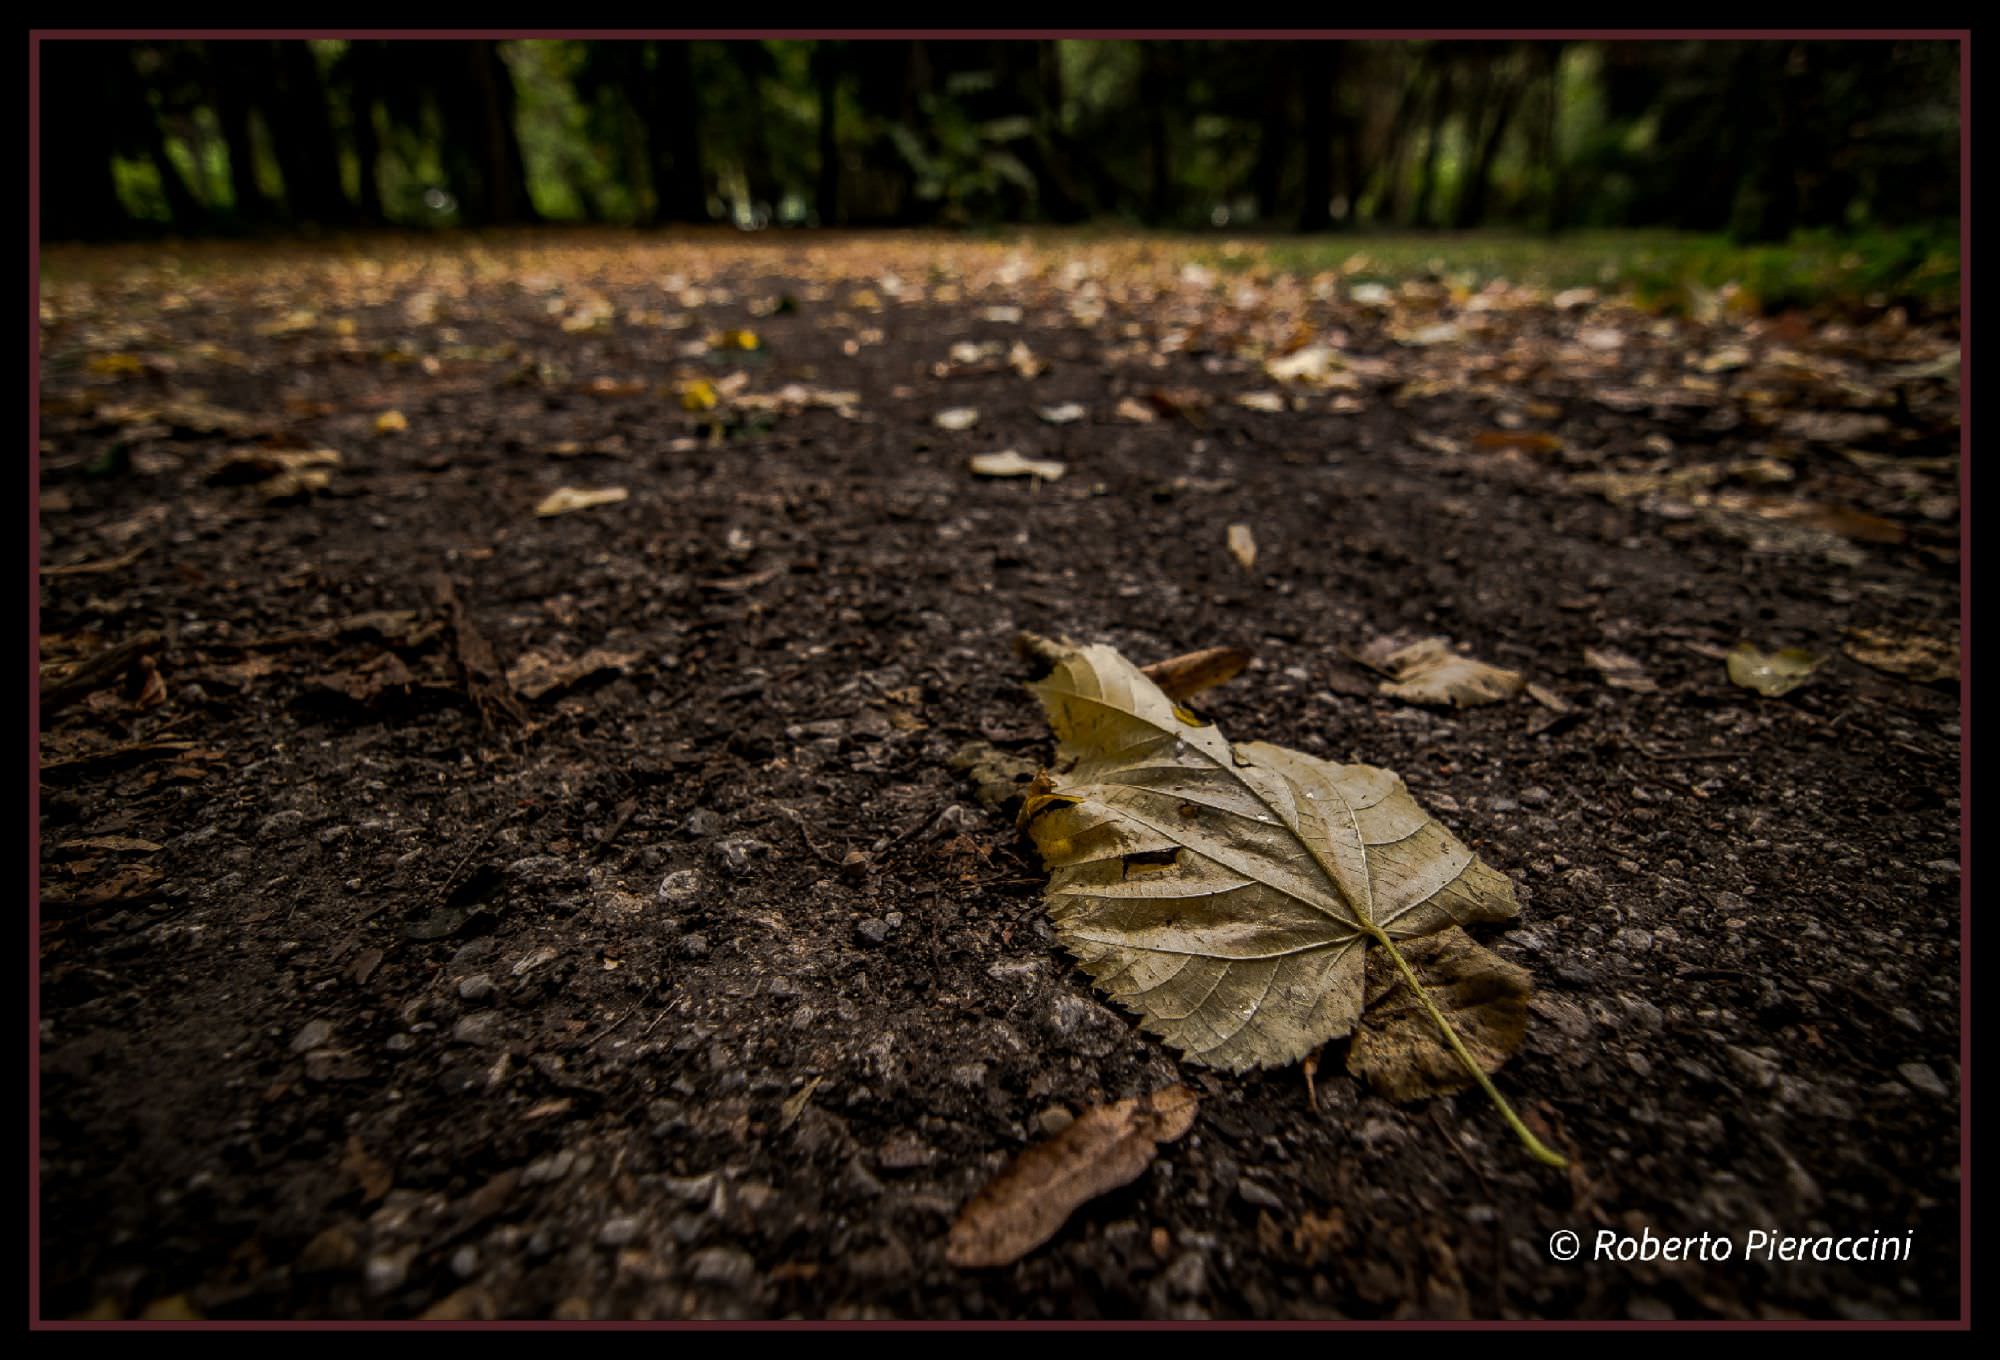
[40,38,1960,246]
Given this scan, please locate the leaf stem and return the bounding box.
[1367,926,1569,1168]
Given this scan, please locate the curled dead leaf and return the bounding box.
[1359,636,1525,708]
[970,450,1065,482]
[946,1085,1198,1268]
[1138,645,1250,701]
[535,486,629,518]
[1584,646,1659,694]
[1726,643,1822,697]
[1226,523,1258,571]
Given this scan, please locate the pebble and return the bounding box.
[451,1011,502,1045]
[450,1246,479,1279]
[290,1019,334,1054]
[1896,1061,1949,1099]
[1237,1178,1284,1211]
[1163,1251,1207,1296]
[521,1150,577,1185]
[598,1216,643,1248]
[1035,1105,1074,1136]
[679,934,710,960]
[711,838,772,875]
[259,810,310,841]
[1520,786,1553,806]
[684,809,724,838]
[457,974,495,1003]
[854,918,894,947]
[656,868,705,906]
[688,1245,757,1289]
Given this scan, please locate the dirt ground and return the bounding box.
[35,230,1963,1322]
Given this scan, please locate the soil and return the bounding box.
[35,230,1964,1322]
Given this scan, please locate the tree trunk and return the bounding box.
[1454,58,1520,229]
[1141,43,1174,226]
[1411,61,1453,228]
[265,41,351,224]
[347,41,386,226]
[468,43,535,225]
[208,43,272,226]
[815,40,841,225]
[38,42,129,239]
[649,41,708,223]
[1298,44,1336,232]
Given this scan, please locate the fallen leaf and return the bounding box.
[1358,637,1525,708]
[680,379,719,411]
[1584,646,1659,693]
[1726,643,1822,697]
[1226,523,1258,570]
[1473,430,1563,454]
[342,1135,394,1202]
[1138,646,1250,701]
[374,410,408,434]
[1113,397,1157,424]
[535,486,630,517]
[54,836,164,856]
[1699,345,1753,373]
[1234,391,1286,413]
[1844,627,1958,683]
[969,450,1064,481]
[935,407,981,431]
[946,1085,1199,1268]
[1037,402,1087,425]
[1018,641,1559,1164]
[1348,927,1530,1101]
[505,647,642,702]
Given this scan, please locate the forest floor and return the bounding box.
[36,228,1963,1322]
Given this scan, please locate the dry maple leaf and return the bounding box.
[1017,639,1563,1166]
[947,1085,1199,1268]
[1358,636,1525,707]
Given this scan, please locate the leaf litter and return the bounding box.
[1013,636,1564,1167]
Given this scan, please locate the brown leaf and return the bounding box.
[1472,430,1563,454]
[946,1085,1199,1268]
[1358,636,1525,708]
[342,1135,394,1202]
[1844,627,1958,683]
[1226,523,1258,570]
[505,647,642,702]
[1584,646,1658,693]
[1348,928,1531,1101]
[1139,645,1250,701]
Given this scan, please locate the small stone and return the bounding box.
[521,1150,576,1185]
[684,809,724,838]
[679,934,710,960]
[297,1225,359,1274]
[450,1246,480,1279]
[457,973,495,1003]
[1164,1251,1207,1296]
[452,1011,502,1045]
[1237,1179,1284,1211]
[364,1248,413,1294]
[260,810,310,841]
[1897,1061,1949,1099]
[656,868,704,906]
[598,1216,643,1248]
[1520,786,1553,806]
[711,838,772,875]
[290,1019,334,1054]
[385,1033,416,1053]
[854,918,894,947]
[1035,1106,1074,1136]
[688,1245,757,1289]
